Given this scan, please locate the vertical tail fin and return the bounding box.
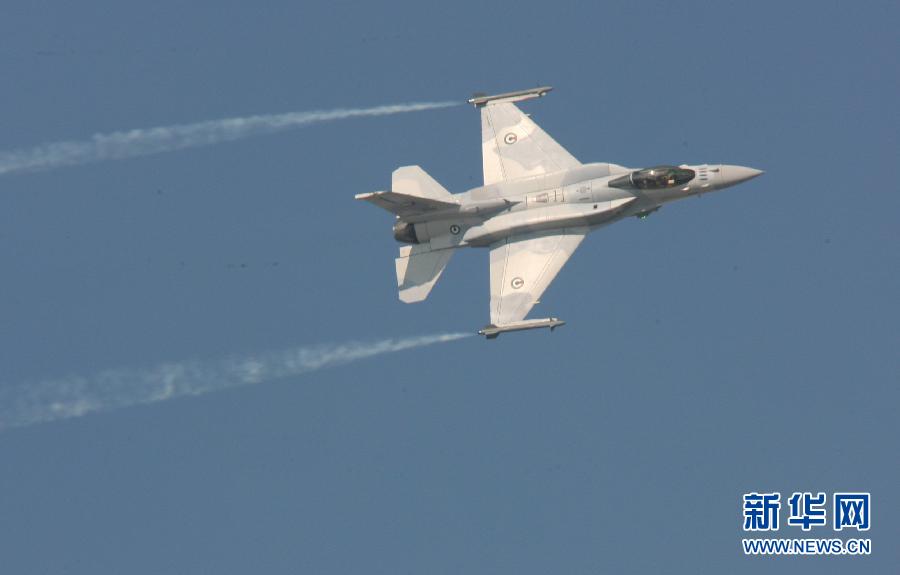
[391,166,452,200]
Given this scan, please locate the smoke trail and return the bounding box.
[0,100,458,176]
[0,332,471,430]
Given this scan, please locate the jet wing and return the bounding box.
[488,227,588,326]
[479,97,581,185]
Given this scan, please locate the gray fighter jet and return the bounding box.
[357,87,762,338]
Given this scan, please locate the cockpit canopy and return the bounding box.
[609,165,695,190]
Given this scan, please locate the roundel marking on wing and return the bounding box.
[511,277,524,289]
[450,224,461,235]
[504,133,518,145]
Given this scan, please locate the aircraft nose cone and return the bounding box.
[721,165,764,186]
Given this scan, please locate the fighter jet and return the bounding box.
[357,87,762,338]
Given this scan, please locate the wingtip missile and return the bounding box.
[478,317,565,339]
[468,86,553,107]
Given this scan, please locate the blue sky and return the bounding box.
[0,1,897,572]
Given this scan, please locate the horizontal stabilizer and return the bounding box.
[396,245,455,303]
[356,190,457,218]
[357,165,458,218]
[478,317,565,339]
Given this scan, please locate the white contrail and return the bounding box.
[0,100,458,176]
[0,332,471,430]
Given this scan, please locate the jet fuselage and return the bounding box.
[398,162,762,249]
